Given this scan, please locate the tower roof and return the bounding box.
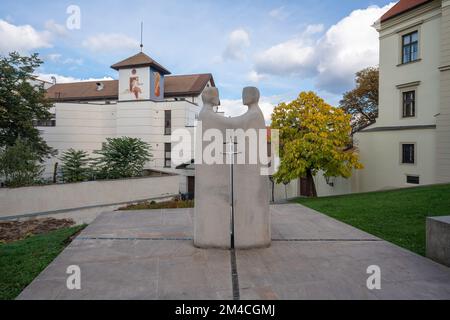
[110,52,171,74]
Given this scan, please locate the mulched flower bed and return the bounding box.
[0,218,75,243]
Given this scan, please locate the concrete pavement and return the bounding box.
[17,204,450,299]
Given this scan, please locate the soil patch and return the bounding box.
[0,218,75,243]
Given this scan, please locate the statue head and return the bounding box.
[242,86,260,106]
[201,87,220,106]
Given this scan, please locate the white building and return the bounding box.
[316,0,450,196]
[39,52,215,195]
[355,0,450,192]
[354,0,450,192]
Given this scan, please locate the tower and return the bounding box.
[111,52,171,101]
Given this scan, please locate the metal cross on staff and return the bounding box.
[223,135,240,249]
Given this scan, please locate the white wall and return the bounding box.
[268,179,298,202]
[340,2,442,194]
[39,102,117,176]
[314,172,354,197]
[376,1,441,128]
[354,128,436,192]
[115,99,200,172]
[38,98,201,187]
[0,174,179,219]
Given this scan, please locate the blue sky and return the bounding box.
[0,0,395,120]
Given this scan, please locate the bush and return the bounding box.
[59,149,91,183]
[93,137,152,179]
[0,138,44,187]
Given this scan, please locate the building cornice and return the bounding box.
[379,0,441,34]
[360,125,436,132]
[439,65,450,71]
[396,81,421,89]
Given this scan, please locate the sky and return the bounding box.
[0,0,395,121]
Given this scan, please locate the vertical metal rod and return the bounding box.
[229,135,235,249]
[140,22,144,52]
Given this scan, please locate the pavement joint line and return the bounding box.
[75,237,381,242]
[75,236,193,241]
[272,238,382,242]
[230,248,240,300]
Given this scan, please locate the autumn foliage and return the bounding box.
[271,91,363,197]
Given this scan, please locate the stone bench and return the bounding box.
[426,216,450,267]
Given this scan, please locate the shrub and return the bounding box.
[59,149,91,183]
[93,137,152,179]
[0,138,44,187]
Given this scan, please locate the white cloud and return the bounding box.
[45,53,83,66]
[220,99,248,117]
[220,95,282,123]
[254,36,317,77]
[303,24,324,36]
[315,5,393,93]
[247,70,268,83]
[44,20,68,37]
[47,53,62,61]
[252,3,395,94]
[0,19,52,54]
[269,6,289,20]
[82,33,139,52]
[37,73,113,84]
[223,29,250,61]
[62,57,83,66]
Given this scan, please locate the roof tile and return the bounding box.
[45,74,215,101]
[380,0,432,22]
[110,52,171,74]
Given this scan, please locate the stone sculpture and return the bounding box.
[194,86,271,249]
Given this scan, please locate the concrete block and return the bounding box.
[426,216,450,267]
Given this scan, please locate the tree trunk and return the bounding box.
[306,168,317,198]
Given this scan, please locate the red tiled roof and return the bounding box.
[45,74,215,102]
[164,73,215,97]
[110,52,171,74]
[380,0,432,22]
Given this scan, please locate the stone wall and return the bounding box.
[0,174,179,220]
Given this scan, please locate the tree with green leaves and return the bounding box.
[94,137,152,179]
[340,67,379,133]
[0,138,44,187]
[271,91,363,197]
[0,52,54,160]
[59,149,91,183]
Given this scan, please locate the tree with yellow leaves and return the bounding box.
[271,91,363,197]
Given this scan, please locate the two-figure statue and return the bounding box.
[194,86,271,249]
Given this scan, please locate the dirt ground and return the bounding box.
[0,217,75,243]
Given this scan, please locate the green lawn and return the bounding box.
[0,225,85,300]
[296,184,450,256]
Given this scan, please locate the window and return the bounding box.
[402,144,415,164]
[32,114,56,127]
[402,91,415,117]
[164,110,171,135]
[406,175,419,184]
[402,31,418,64]
[164,143,171,168]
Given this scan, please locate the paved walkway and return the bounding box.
[18,204,450,299]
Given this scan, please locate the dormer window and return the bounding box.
[402,31,418,64]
